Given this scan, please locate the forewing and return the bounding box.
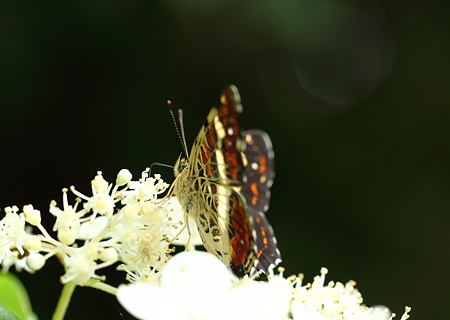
[184,85,251,273]
[188,85,246,187]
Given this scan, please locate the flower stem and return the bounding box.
[52,281,77,320]
[86,280,118,295]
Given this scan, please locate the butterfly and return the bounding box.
[173,85,281,277]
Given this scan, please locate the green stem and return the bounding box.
[51,281,77,320]
[86,281,118,295]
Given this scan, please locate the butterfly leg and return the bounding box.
[184,210,198,251]
[165,222,187,249]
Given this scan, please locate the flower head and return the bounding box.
[61,250,103,285]
[1,167,411,320]
[290,268,393,320]
[70,172,122,219]
[117,251,291,320]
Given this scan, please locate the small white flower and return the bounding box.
[1,252,32,273]
[50,190,86,244]
[22,204,41,226]
[395,306,411,320]
[62,251,100,284]
[71,172,122,219]
[3,207,26,239]
[87,192,115,217]
[118,260,162,284]
[62,245,118,284]
[2,208,28,255]
[121,169,169,205]
[122,202,140,219]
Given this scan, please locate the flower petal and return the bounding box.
[364,306,391,320]
[161,251,232,316]
[291,304,328,320]
[228,278,290,320]
[78,216,109,240]
[117,283,167,320]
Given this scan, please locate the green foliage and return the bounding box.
[0,274,37,320]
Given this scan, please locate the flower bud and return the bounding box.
[27,253,45,271]
[99,247,118,262]
[24,234,42,251]
[92,173,109,193]
[58,228,76,245]
[116,169,132,186]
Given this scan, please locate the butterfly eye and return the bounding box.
[174,157,188,176]
[178,159,187,170]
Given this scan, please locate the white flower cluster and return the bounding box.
[290,268,410,320]
[1,168,411,320]
[0,169,179,285]
[117,251,411,320]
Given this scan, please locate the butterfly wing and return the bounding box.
[189,85,245,187]
[241,130,281,274]
[174,86,281,277]
[175,85,255,274]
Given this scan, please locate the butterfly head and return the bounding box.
[174,155,188,177]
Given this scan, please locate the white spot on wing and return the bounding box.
[214,116,226,140]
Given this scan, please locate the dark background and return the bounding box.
[1,1,449,319]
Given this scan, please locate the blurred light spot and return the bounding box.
[256,0,395,124]
[288,0,395,106]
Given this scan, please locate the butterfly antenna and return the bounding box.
[177,109,190,158]
[148,162,174,176]
[167,100,189,159]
